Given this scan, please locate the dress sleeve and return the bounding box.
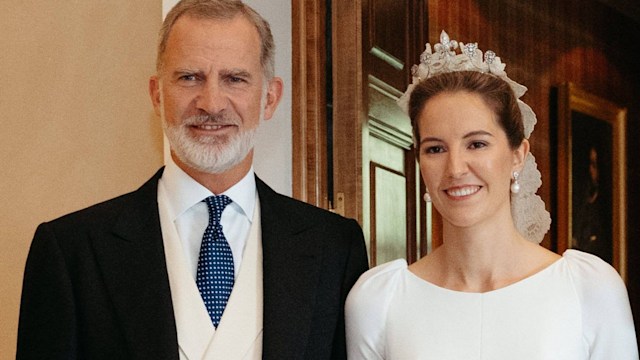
[565,250,639,359]
[345,259,405,360]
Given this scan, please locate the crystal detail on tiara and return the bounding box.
[484,50,496,64]
[419,52,430,65]
[435,30,458,57]
[397,30,551,244]
[464,43,478,58]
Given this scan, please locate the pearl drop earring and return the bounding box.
[510,171,520,194]
[423,192,432,202]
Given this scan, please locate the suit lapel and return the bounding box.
[257,178,325,359]
[90,169,179,358]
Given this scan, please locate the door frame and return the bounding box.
[292,0,364,222]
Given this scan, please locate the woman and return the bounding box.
[345,31,638,359]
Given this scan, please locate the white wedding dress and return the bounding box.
[346,250,638,359]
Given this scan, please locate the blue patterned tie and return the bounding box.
[196,195,234,328]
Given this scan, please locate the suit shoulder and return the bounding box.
[37,191,134,238]
[256,177,358,225]
[41,169,162,230]
[271,191,359,225]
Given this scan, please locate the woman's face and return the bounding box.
[417,91,526,228]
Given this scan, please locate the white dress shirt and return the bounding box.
[158,157,257,279]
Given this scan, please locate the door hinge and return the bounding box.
[329,192,345,217]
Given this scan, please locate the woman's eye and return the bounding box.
[469,141,487,149]
[425,146,445,154]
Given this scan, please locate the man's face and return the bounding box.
[149,14,281,174]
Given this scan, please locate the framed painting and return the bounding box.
[556,82,627,281]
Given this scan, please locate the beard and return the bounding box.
[162,111,259,174]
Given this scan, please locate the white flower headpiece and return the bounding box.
[399,30,551,243]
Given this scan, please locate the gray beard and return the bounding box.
[162,114,258,174]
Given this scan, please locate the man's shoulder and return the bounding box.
[256,178,354,224]
[43,168,163,229]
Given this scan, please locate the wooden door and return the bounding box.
[292,0,430,266]
[359,0,427,266]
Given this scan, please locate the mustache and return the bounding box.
[183,113,239,126]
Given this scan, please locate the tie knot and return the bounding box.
[203,195,232,225]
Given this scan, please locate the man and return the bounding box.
[17,0,369,358]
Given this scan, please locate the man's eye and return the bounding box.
[180,74,197,81]
[228,76,246,83]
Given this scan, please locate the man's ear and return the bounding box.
[149,75,162,117]
[262,77,284,121]
[512,139,530,171]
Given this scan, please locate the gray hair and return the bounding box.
[156,0,275,79]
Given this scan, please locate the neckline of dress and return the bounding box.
[402,254,566,295]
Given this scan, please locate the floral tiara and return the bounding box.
[397,30,537,139]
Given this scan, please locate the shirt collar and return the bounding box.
[161,157,256,222]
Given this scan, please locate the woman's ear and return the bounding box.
[512,139,530,171]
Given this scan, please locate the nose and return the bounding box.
[445,149,468,178]
[196,81,228,114]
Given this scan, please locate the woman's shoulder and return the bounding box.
[345,259,407,352]
[345,259,408,358]
[352,259,407,292]
[346,259,407,310]
[562,249,621,280]
[561,251,638,357]
[562,249,628,300]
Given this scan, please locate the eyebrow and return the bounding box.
[170,68,253,79]
[419,130,494,146]
[173,67,199,75]
[220,69,252,79]
[463,130,494,139]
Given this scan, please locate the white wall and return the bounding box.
[162,0,293,195]
[1,2,163,356]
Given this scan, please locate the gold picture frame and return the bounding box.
[556,82,627,281]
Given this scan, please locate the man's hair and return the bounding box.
[156,0,275,79]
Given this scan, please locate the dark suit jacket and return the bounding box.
[17,168,369,359]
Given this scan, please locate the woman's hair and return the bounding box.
[156,0,275,80]
[408,71,524,149]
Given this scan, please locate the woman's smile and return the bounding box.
[445,185,481,198]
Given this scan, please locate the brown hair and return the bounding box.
[156,0,275,79]
[408,71,525,149]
